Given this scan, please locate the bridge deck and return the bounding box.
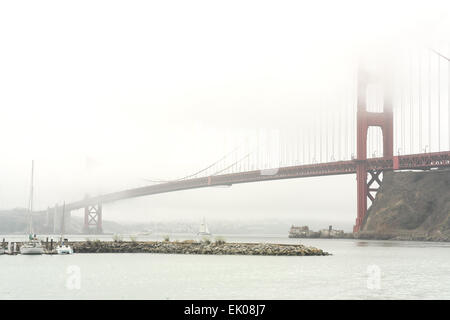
[46,151,450,212]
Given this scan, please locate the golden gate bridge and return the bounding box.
[39,48,450,234]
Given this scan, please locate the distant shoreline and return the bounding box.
[289,232,450,242]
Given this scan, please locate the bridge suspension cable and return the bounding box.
[142,147,241,183]
[145,48,448,185]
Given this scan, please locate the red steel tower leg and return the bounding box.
[353,70,393,233]
[84,207,89,232]
[83,204,103,234]
[97,204,103,234]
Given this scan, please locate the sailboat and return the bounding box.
[56,201,73,254]
[198,217,211,236]
[20,160,45,255]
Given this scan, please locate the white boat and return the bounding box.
[56,244,73,255]
[0,247,4,255]
[20,237,45,255]
[21,161,45,255]
[198,217,211,236]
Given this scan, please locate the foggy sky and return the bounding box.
[0,1,449,230]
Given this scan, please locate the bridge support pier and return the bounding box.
[354,69,393,233]
[83,204,103,234]
[355,161,367,232]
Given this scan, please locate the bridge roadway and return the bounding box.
[41,151,450,213]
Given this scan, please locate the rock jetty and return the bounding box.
[68,240,330,256]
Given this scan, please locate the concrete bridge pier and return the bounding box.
[83,204,103,234]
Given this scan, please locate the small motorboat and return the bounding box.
[56,243,73,255]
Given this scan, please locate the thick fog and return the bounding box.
[0,1,449,230]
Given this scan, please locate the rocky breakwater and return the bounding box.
[70,240,330,256]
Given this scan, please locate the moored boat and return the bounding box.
[56,244,73,254]
[20,236,45,255]
[21,161,45,255]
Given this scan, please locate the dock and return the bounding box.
[1,237,61,255]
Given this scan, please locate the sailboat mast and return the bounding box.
[204,218,209,234]
[27,160,34,235]
[61,201,66,241]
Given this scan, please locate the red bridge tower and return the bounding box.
[354,70,394,232]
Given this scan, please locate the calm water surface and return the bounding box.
[1,234,449,299]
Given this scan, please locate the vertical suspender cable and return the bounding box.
[308,125,311,164]
[247,138,249,171]
[313,114,316,162]
[285,134,288,166]
[326,102,329,161]
[309,124,312,163]
[319,109,323,163]
[376,88,380,155]
[280,132,283,167]
[438,52,441,152]
[410,52,414,154]
[257,130,260,169]
[343,87,348,160]
[394,71,397,154]
[429,50,432,152]
[353,70,357,158]
[419,50,422,152]
[302,125,305,164]
[401,77,405,154]
[296,129,299,164]
[379,88,382,154]
[338,96,341,160]
[348,83,351,159]
[331,110,335,160]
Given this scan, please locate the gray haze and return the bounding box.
[0,1,449,231]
